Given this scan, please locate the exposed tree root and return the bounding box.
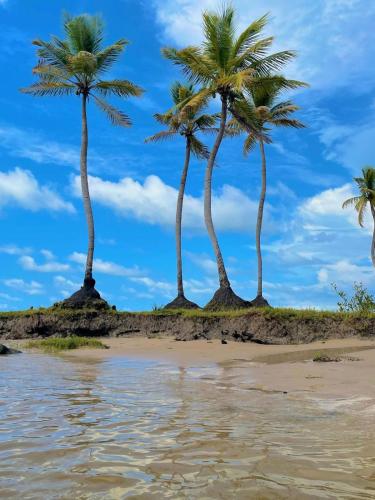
[204,286,251,311]
[164,295,200,310]
[251,295,271,308]
[59,279,109,310]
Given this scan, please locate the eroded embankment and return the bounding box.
[0,308,374,344]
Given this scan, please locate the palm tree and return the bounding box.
[146,82,218,309]
[343,167,375,267]
[163,6,301,310]
[230,83,305,307]
[21,14,143,307]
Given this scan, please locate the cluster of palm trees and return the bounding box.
[21,7,308,310]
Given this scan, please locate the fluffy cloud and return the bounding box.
[129,276,175,298]
[0,168,75,213]
[3,278,44,295]
[19,255,70,273]
[72,174,267,233]
[152,0,375,90]
[69,252,142,277]
[317,260,375,286]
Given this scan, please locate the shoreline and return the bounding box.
[13,336,375,401]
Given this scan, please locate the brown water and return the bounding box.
[1,352,375,499]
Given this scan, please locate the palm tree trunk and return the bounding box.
[204,94,230,288]
[80,93,95,285]
[256,139,267,297]
[371,206,375,267]
[176,137,191,296]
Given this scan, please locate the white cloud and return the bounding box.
[129,276,175,298]
[0,244,31,255]
[300,183,372,232]
[0,126,79,167]
[3,278,44,295]
[152,0,375,90]
[69,252,142,277]
[0,168,75,213]
[317,260,375,286]
[19,255,70,273]
[72,174,267,233]
[54,275,81,297]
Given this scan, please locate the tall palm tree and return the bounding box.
[163,6,301,310]
[343,167,375,267]
[230,83,305,306]
[146,82,218,309]
[21,14,143,307]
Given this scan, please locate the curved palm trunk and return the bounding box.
[176,137,191,296]
[204,95,230,288]
[256,139,267,297]
[371,206,375,267]
[80,94,95,286]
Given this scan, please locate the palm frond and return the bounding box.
[20,81,76,96]
[64,13,104,54]
[93,79,143,97]
[93,95,131,126]
[342,196,361,209]
[244,133,257,155]
[189,135,210,159]
[96,39,128,72]
[145,130,177,143]
[251,51,297,76]
[202,5,235,70]
[231,13,270,57]
[162,46,214,86]
[271,118,305,128]
[232,37,274,70]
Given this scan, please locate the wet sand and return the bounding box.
[53,336,375,400]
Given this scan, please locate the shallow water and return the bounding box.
[1,353,375,499]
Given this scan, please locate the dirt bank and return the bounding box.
[0,308,374,344]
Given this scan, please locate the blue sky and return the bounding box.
[0,0,374,311]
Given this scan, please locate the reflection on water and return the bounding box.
[1,353,375,499]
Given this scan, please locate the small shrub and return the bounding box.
[313,352,341,362]
[332,282,375,313]
[25,336,108,352]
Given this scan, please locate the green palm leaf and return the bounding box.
[94,79,143,97]
[145,130,177,143]
[93,95,131,126]
[20,81,75,96]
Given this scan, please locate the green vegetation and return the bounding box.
[313,352,342,362]
[1,306,375,320]
[332,282,375,313]
[25,336,108,352]
[343,167,375,266]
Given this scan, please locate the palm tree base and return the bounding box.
[251,295,271,308]
[60,279,110,310]
[204,286,251,311]
[164,294,200,310]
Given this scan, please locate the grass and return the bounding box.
[25,336,109,352]
[313,352,342,362]
[1,305,375,321]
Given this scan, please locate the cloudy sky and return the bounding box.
[0,0,374,310]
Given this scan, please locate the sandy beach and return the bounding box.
[49,336,375,400]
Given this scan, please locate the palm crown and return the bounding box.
[21,13,143,125]
[343,167,375,227]
[145,82,217,159]
[230,82,305,153]
[162,7,301,110]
